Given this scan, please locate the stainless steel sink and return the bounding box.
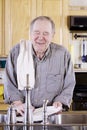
[48,113,87,125]
[0,112,87,128]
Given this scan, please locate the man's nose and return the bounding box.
[38,34,44,40]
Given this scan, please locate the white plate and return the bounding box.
[16,106,62,122]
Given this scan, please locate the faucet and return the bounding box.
[42,100,49,124]
[24,74,33,125]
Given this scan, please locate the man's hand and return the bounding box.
[12,100,24,116]
[53,101,62,108]
[52,101,63,113]
[12,100,35,116]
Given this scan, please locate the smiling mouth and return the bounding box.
[36,42,45,45]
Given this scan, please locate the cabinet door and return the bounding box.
[4,0,32,55]
[37,0,62,44]
[0,0,5,56]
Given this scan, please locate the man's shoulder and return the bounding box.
[9,43,20,58]
[11,43,20,51]
[51,42,68,53]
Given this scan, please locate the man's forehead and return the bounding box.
[32,20,52,30]
[33,19,51,26]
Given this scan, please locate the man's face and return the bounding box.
[30,20,54,54]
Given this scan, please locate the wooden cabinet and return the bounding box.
[0,0,5,56]
[0,0,66,56]
[0,0,32,55]
[4,0,32,55]
[41,0,62,44]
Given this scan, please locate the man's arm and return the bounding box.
[53,51,76,109]
[4,44,24,104]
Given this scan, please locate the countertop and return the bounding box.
[0,100,9,112]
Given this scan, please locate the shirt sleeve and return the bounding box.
[4,44,24,104]
[53,50,76,108]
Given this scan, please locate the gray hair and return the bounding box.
[30,16,55,34]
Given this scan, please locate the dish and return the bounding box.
[16,106,62,122]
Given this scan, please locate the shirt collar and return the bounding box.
[32,44,51,61]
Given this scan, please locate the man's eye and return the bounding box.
[34,31,40,35]
[43,32,49,36]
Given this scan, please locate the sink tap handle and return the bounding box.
[6,105,16,124]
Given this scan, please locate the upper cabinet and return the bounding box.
[41,0,62,44]
[3,0,32,55]
[0,0,66,56]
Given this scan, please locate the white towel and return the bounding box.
[17,40,35,90]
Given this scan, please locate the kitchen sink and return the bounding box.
[48,113,87,125]
[0,112,87,127]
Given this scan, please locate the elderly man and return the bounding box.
[4,16,75,115]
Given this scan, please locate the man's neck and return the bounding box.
[36,51,45,60]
